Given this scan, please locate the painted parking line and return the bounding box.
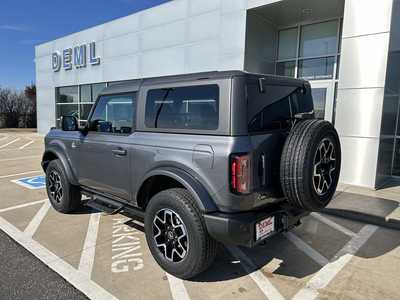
[0,199,47,213]
[11,175,46,189]
[0,215,118,300]
[284,232,329,266]
[292,225,378,300]
[0,170,42,179]
[0,155,41,162]
[79,213,101,278]
[226,245,285,300]
[311,213,357,237]
[0,137,21,149]
[19,140,35,150]
[166,273,190,300]
[24,201,51,237]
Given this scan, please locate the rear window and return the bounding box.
[247,81,313,133]
[145,85,219,130]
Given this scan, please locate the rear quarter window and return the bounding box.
[145,85,219,130]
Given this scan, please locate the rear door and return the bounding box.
[72,93,136,200]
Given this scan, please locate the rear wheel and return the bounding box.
[45,159,82,213]
[280,119,341,211]
[144,188,217,279]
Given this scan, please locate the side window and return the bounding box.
[145,85,219,130]
[90,93,135,134]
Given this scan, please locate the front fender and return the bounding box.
[138,167,218,213]
[42,145,79,185]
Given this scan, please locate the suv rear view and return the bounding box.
[42,71,341,279]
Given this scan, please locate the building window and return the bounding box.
[298,56,335,80]
[278,28,298,60]
[56,83,107,127]
[276,19,341,80]
[299,20,338,58]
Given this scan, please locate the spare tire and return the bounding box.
[280,119,341,211]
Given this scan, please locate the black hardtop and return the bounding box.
[99,70,307,96]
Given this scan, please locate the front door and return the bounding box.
[72,93,136,201]
[310,81,335,122]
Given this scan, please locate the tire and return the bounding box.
[45,159,82,213]
[144,188,217,279]
[280,119,341,211]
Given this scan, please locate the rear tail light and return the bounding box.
[230,154,251,194]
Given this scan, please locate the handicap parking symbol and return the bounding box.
[12,175,46,190]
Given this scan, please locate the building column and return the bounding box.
[335,0,394,188]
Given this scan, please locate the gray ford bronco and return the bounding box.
[42,71,341,279]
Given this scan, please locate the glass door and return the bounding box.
[310,81,335,122]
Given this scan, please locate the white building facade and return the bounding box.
[35,0,400,189]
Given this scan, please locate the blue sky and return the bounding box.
[0,0,169,90]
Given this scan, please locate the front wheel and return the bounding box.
[45,159,82,213]
[144,188,217,279]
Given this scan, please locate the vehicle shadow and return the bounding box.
[85,208,400,284]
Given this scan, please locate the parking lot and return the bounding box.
[0,130,399,300]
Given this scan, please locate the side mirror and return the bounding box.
[61,116,79,131]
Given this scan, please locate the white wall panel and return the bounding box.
[35,42,52,58]
[140,46,185,78]
[220,10,247,55]
[141,20,186,50]
[76,64,104,85]
[189,0,220,15]
[339,136,380,187]
[342,0,393,38]
[103,33,140,58]
[222,0,247,14]
[339,33,390,89]
[103,15,139,39]
[188,11,220,42]
[219,54,245,70]
[185,41,219,73]
[335,88,384,138]
[36,87,56,134]
[102,56,139,82]
[139,0,187,29]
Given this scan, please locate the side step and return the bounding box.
[86,199,124,215]
[84,193,145,220]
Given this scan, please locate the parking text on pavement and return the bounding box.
[111,218,144,273]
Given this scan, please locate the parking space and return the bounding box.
[0,131,399,300]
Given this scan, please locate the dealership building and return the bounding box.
[35,0,400,190]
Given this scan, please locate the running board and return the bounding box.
[83,192,145,220]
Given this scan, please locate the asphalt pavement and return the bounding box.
[1,130,400,300]
[0,229,87,300]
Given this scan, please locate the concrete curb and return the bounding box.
[322,191,400,231]
[322,208,400,231]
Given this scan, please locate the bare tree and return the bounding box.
[0,85,37,128]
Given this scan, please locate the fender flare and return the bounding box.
[42,146,79,185]
[137,167,218,213]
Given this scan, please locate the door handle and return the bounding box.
[71,141,81,149]
[112,148,127,156]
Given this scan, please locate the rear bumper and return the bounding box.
[203,205,308,247]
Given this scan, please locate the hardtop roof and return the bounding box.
[100,70,307,96]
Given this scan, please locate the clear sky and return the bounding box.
[0,0,170,90]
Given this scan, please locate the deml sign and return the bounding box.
[52,42,100,72]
